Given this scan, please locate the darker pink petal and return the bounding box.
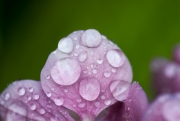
[0,80,74,121]
[99,82,148,121]
[40,29,133,121]
[142,93,180,121]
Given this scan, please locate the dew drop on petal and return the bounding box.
[111,68,117,73]
[79,78,100,101]
[79,52,88,62]
[104,71,111,78]
[81,29,101,48]
[46,92,52,97]
[4,93,10,100]
[17,87,26,96]
[78,102,86,108]
[33,94,40,100]
[58,37,73,53]
[96,59,103,64]
[27,96,31,101]
[51,58,81,86]
[110,80,130,101]
[39,108,46,114]
[34,116,46,121]
[104,99,111,106]
[29,87,34,92]
[94,101,101,108]
[106,49,125,67]
[75,44,80,49]
[54,97,64,106]
[30,103,36,110]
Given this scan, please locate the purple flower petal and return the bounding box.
[98,82,148,121]
[142,93,180,121]
[41,29,133,120]
[0,80,74,121]
[151,58,180,94]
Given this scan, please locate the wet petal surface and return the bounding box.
[41,29,133,120]
[0,80,74,121]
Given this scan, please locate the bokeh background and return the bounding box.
[1,0,180,100]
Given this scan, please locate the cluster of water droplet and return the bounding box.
[40,29,133,120]
[0,80,74,121]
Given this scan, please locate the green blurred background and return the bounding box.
[1,0,180,100]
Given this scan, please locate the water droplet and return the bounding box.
[51,88,55,91]
[33,94,40,100]
[106,49,125,67]
[94,101,101,108]
[110,80,130,101]
[54,97,64,106]
[34,116,46,121]
[76,99,81,103]
[128,107,130,110]
[4,93,10,100]
[104,99,111,106]
[78,102,86,108]
[30,103,36,110]
[64,89,68,93]
[92,69,98,74]
[102,35,107,39]
[46,92,52,97]
[51,58,81,86]
[111,68,117,73]
[75,44,80,49]
[29,87,34,92]
[27,96,31,101]
[47,104,52,108]
[73,52,78,56]
[39,108,46,114]
[129,99,132,102]
[58,37,73,53]
[79,78,100,101]
[17,87,26,96]
[81,29,101,48]
[97,59,103,64]
[46,75,50,79]
[104,71,111,77]
[79,52,87,62]
[52,51,57,54]
[101,95,106,100]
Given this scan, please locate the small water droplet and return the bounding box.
[78,102,86,108]
[64,89,68,93]
[33,94,40,100]
[30,103,36,110]
[128,107,130,110]
[27,96,31,101]
[29,87,34,92]
[46,92,52,97]
[73,52,78,56]
[78,52,87,62]
[51,88,55,91]
[104,71,111,77]
[74,37,78,40]
[75,44,80,49]
[96,59,103,64]
[104,99,111,106]
[47,104,52,108]
[83,70,87,73]
[4,93,10,100]
[101,95,106,100]
[39,108,46,114]
[92,69,98,74]
[94,101,101,108]
[76,99,81,103]
[54,98,64,106]
[17,87,26,96]
[46,75,50,79]
[111,68,117,73]
[129,99,132,102]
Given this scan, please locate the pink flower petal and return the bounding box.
[41,29,133,120]
[0,80,74,121]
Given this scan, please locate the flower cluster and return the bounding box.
[0,29,179,121]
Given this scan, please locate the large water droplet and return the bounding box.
[104,71,111,78]
[51,58,81,86]
[110,80,130,101]
[4,93,10,100]
[79,78,100,101]
[81,29,101,48]
[17,87,26,96]
[58,37,73,53]
[30,103,36,110]
[54,97,64,106]
[106,49,125,67]
[78,52,88,62]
